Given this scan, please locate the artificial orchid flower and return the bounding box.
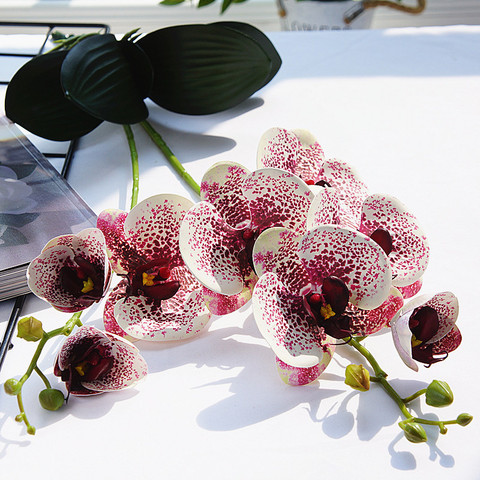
[257,127,369,230]
[252,225,395,385]
[97,194,210,341]
[27,228,111,312]
[54,325,147,396]
[179,161,315,315]
[309,192,429,292]
[391,292,462,371]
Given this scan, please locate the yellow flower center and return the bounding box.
[411,334,423,347]
[81,277,94,294]
[74,361,89,376]
[142,272,156,286]
[320,303,335,320]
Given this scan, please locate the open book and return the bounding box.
[0,117,96,301]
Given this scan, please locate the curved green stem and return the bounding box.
[346,337,469,436]
[140,120,201,197]
[123,125,140,209]
[10,312,82,434]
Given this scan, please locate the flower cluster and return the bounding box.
[5,126,469,444]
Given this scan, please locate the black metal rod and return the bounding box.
[0,295,27,372]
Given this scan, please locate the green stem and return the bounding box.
[12,312,82,434]
[34,366,52,390]
[140,120,201,197]
[403,388,427,404]
[123,125,140,209]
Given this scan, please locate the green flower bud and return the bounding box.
[27,425,36,435]
[38,388,65,411]
[345,364,370,392]
[17,316,44,342]
[425,380,454,407]
[4,378,21,396]
[456,413,473,427]
[401,422,428,444]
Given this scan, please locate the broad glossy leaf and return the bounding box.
[61,34,150,124]
[136,22,282,115]
[5,50,102,141]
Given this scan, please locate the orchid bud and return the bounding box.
[17,316,44,342]
[345,364,370,392]
[456,413,473,427]
[401,422,428,443]
[425,380,454,407]
[4,378,21,396]
[39,388,65,411]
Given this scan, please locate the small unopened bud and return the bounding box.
[17,316,44,342]
[345,364,370,392]
[27,425,36,435]
[401,422,428,443]
[38,388,65,411]
[456,413,473,427]
[425,380,454,407]
[4,378,21,396]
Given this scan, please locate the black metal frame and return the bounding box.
[0,21,110,372]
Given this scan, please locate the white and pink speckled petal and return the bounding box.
[275,346,333,386]
[243,168,314,234]
[81,330,148,392]
[202,269,257,315]
[252,227,310,296]
[390,311,419,372]
[103,280,137,341]
[200,161,251,229]
[291,129,325,183]
[114,287,210,341]
[307,187,341,230]
[348,287,404,335]
[124,194,193,268]
[97,208,137,275]
[298,225,391,310]
[252,272,329,368]
[359,194,429,287]
[179,201,245,295]
[421,292,459,344]
[257,128,301,172]
[432,325,462,355]
[321,159,368,229]
[397,278,423,299]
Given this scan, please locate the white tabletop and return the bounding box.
[1,25,480,479]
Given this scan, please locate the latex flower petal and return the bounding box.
[359,194,429,287]
[180,162,314,314]
[257,127,324,184]
[252,272,334,385]
[27,228,111,312]
[391,292,461,371]
[53,325,147,396]
[97,194,210,341]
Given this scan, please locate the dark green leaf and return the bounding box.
[221,0,234,12]
[4,51,102,141]
[160,0,186,4]
[61,34,150,124]
[198,0,216,6]
[136,22,282,115]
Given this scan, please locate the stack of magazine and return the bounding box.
[0,117,97,301]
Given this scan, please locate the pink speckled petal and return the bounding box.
[397,278,423,299]
[432,325,462,356]
[307,187,341,229]
[97,208,137,275]
[124,194,193,268]
[114,266,210,341]
[256,128,324,183]
[298,225,391,310]
[80,329,148,392]
[390,309,419,371]
[200,161,251,229]
[242,168,314,234]
[348,287,404,335]
[103,280,136,340]
[252,227,310,296]
[252,272,331,368]
[275,349,333,386]
[359,194,429,287]
[203,269,257,315]
[179,201,245,295]
[321,159,368,229]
